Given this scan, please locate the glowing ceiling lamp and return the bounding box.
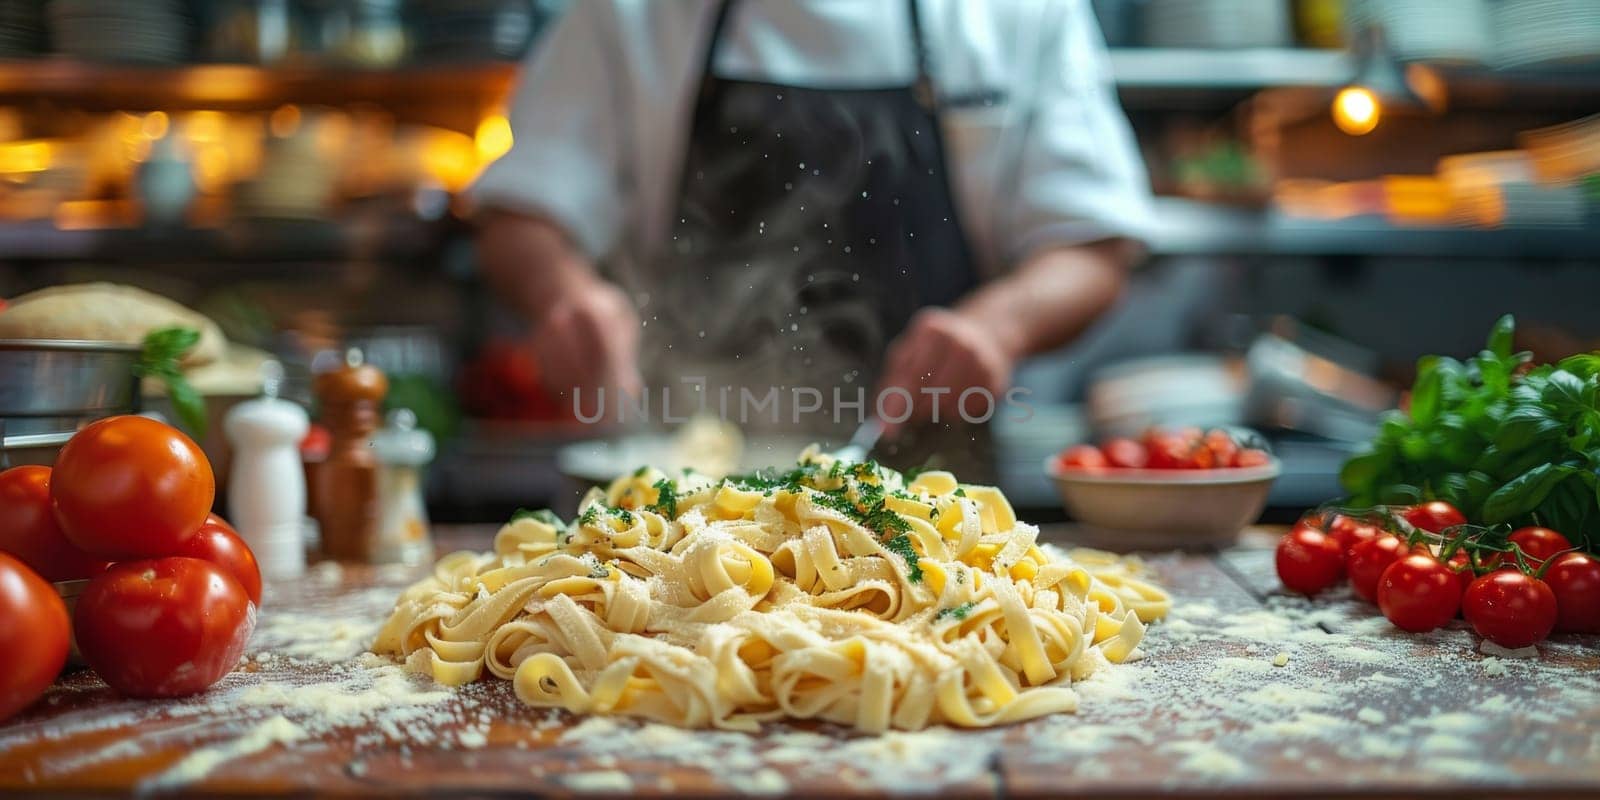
[1332,26,1442,136]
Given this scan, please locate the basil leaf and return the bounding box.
[1486,314,1515,359]
[1495,405,1563,452]
[1410,361,1442,426]
[1542,370,1587,414]
[1482,463,1576,524]
[133,326,206,439]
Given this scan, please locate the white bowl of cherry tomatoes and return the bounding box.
[1047,427,1280,549]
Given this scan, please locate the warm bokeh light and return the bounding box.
[141,111,170,140]
[475,114,513,164]
[185,110,227,143]
[0,140,53,174]
[1332,87,1380,136]
[270,104,302,138]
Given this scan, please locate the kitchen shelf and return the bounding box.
[0,215,440,265]
[0,59,515,121]
[1108,48,1355,90]
[1147,197,1600,259]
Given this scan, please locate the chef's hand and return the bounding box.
[532,277,644,405]
[875,307,1017,438]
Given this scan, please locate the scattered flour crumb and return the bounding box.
[1272,652,1290,667]
[1239,684,1336,709]
[563,771,634,793]
[458,729,488,749]
[1479,641,1539,659]
[1482,656,1508,676]
[139,716,306,790]
[1356,708,1385,725]
[1162,741,1248,779]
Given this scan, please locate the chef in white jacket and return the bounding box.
[473,0,1151,466]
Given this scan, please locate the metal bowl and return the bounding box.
[0,339,140,453]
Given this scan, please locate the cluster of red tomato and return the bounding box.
[0,416,261,723]
[1276,500,1600,648]
[1056,427,1272,472]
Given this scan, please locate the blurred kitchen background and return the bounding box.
[1,0,1597,522]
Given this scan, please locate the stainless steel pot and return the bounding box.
[0,339,141,462]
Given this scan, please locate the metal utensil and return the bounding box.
[830,417,884,465]
[0,340,141,460]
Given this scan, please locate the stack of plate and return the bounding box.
[406,0,539,62]
[1142,0,1292,49]
[48,0,189,63]
[1346,0,1491,64]
[1491,0,1600,68]
[0,0,46,58]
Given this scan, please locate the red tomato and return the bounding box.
[1347,535,1408,603]
[1202,430,1239,470]
[0,553,69,721]
[1400,501,1467,533]
[74,557,254,698]
[1462,570,1558,649]
[171,516,262,606]
[1056,445,1109,471]
[1378,554,1462,632]
[1102,438,1148,469]
[1506,527,1572,569]
[1327,515,1381,561]
[51,416,215,561]
[1544,552,1600,634]
[1232,448,1271,468]
[1275,525,1345,596]
[1443,549,1475,600]
[0,466,108,581]
[1143,431,1194,469]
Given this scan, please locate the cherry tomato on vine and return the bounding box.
[1102,438,1148,469]
[1401,501,1467,533]
[1055,445,1108,471]
[1276,525,1345,596]
[0,553,70,722]
[1462,570,1558,649]
[51,416,215,560]
[171,515,262,606]
[1378,554,1462,632]
[1347,535,1409,602]
[1506,527,1572,569]
[74,557,255,698]
[1442,549,1474,599]
[1327,515,1381,561]
[0,466,107,582]
[1544,552,1600,634]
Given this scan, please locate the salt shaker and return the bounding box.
[371,408,435,565]
[311,349,388,561]
[224,361,310,579]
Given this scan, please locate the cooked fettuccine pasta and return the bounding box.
[373,449,1170,732]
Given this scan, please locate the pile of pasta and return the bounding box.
[374,450,1170,732]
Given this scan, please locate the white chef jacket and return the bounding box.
[471,0,1151,281]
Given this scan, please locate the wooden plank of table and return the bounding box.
[1005,528,1600,799]
[4,525,1599,798]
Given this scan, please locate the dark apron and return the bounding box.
[644,0,993,479]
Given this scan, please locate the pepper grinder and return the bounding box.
[311,349,388,561]
[224,361,310,579]
[371,408,436,564]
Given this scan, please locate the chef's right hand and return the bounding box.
[532,278,644,406]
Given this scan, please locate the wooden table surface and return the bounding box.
[3,525,1597,798]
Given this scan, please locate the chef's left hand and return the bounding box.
[875,307,1018,437]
